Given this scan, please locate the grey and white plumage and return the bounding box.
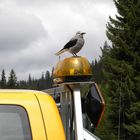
[55,31,86,56]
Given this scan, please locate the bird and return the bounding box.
[55,31,86,56]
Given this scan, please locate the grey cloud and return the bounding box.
[0,8,49,80]
[0,9,47,52]
[0,37,56,80]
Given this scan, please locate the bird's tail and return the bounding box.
[55,48,68,56]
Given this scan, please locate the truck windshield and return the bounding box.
[0,105,32,140]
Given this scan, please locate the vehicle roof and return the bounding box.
[0,89,52,105]
[0,89,66,140]
[0,89,46,94]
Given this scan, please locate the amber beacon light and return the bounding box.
[53,56,92,84]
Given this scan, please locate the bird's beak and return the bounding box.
[81,32,86,35]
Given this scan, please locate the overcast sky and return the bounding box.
[0,0,116,80]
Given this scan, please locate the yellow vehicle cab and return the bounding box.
[0,90,66,140]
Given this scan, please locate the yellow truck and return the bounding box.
[0,57,105,140]
[0,90,66,140]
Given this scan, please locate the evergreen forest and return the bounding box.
[0,69,53,90]
[94,0,140,140]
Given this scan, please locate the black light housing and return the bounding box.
[85,83,105,128]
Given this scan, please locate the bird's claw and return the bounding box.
[72,53,80,57]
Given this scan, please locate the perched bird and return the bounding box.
[55,31,86,56]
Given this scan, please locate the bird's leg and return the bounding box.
[72,53,79,57]
[74,53,78,57]
[72,53,76,57]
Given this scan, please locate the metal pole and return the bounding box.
[61,89,73,140]
[73,84,84,140]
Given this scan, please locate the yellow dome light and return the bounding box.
[53,56,92,84]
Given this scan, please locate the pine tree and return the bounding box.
[91,41,110,84]
[28,74,32,85]
[102,0,140,139]
[45,70,53,89]
[91,59,101,83]
[27,74,32,89]
[7,69,17,89]
[38,72,46,90]
[0,69,7,88]
[91,41,111,84]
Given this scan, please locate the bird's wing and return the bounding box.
[63,38,78,49]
